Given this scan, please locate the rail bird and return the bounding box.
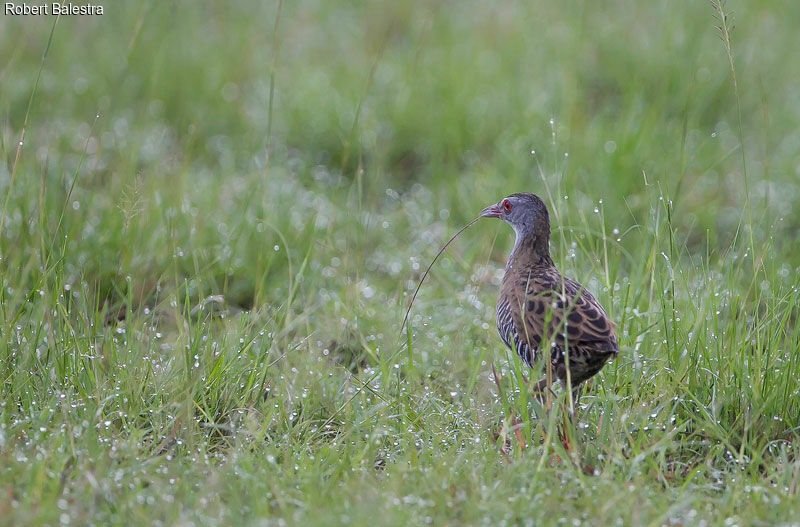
[480,193,618,405]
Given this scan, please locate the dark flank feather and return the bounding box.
[480,193,618,398]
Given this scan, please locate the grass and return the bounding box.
[1,0,800,525]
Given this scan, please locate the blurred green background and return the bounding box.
[2,1,800,525]
[2,1,799,299]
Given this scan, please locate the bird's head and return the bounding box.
[480,192,549,234]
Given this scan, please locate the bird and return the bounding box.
[480,193,618,406]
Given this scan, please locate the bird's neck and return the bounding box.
[508,230,553,270]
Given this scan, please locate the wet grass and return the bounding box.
[2,1,800,525]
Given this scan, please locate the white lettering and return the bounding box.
[4,3,53,14]
[50,3,103,15]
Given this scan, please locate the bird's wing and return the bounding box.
[508,271,618,355]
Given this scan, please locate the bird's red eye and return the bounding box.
[502,199,512,212]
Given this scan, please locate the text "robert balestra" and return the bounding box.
[5,3,104,15]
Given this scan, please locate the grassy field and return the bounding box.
[2,1,800,525]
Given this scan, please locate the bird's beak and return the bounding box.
[479,203,502,218]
